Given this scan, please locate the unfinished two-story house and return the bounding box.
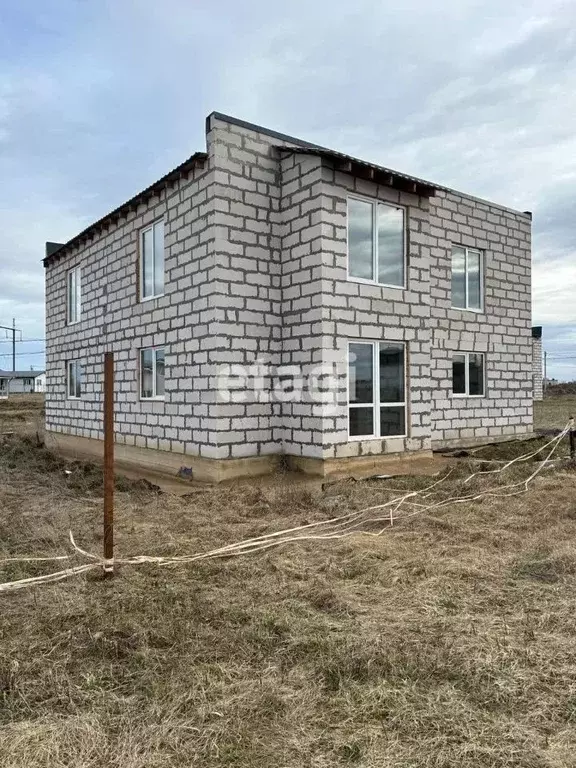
[44,112,533,481]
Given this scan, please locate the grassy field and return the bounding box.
[1,397,576,767]
[534,395,576,432]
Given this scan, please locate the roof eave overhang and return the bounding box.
[43,151,208,267]
[276,146,438,198]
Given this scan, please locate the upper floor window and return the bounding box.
[67,360,82,398]
[452,352,484,397]
[140,220,165,300]
[451,246,483,311]
[347,197,405,287]
[67,267,81,324]
[140,347,165,400]
[348,341,406,439]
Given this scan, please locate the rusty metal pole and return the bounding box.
[103,352,114,576]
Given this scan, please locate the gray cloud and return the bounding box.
[0,0,574,377]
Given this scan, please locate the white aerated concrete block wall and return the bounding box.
[428,193,532,444]
[45,113,533,470]
[532,336,543,401]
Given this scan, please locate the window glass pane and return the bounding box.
[349,343,373,404]
[75,363,82,398]
[141,349,154,398]
[67,363,73,397]
[142,229,154,298]
[380,406,405,437]
[153,222,165,295]
[68,270,77,323]
[349,407,374,437]
[468,354,484,396]
[75,269,81,320]
[379,343,404,403]
[67,272,72,322]
[452,354,466,394]
[451,247,466,308]
[467,250,481,310]
[377,205,404,286]
[348,199,374,280]
[155,349,165,397]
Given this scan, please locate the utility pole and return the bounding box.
[0,320,22,372]
[543,350,547,396]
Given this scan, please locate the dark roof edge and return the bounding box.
[210,112,438,196]
[532,326,543,339]
[44,151,208,267]
[275,145,437,197]
[207,111,323,150]
[208,111,532,219]
[0,370,45,377]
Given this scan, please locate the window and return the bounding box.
[140,220,165,299]
[451,246,483,310]
[22,378,33,387]
[140,348,165,399]
[348,341,406,438]
[67,361,82,398]
[452,353,484,396]
[347,197,404,287]
[67,267,81,324]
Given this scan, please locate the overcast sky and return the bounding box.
[1,0,575,378]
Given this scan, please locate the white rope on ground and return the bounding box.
[0,425,571,594]
[463,426,570,484]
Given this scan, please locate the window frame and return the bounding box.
[139,347,165,401]
[347,340,407,441]
[139,219,165,302]
[451,245,484,312]
[67,360,82,399]
[346,195,407,290]
[66,266,81,325]
[452,352,485,398]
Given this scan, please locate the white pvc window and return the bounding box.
[67,267,81,324]
[67,360,82,398]
[451,246,483,311]
[452,352,485,397]
[347,197,405,288]
[140,348,165,399]
[140,220,165,300]
[348,341,406,439]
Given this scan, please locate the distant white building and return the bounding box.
[0,370,46,396]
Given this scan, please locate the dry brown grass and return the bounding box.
[0,394,45,442]
[534,395,576,432]
[2,413,576,765]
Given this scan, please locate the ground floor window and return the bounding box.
[452,352,484,396]
[67,361,82,398]
[140,348,165,399]
[348,341,406,439]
